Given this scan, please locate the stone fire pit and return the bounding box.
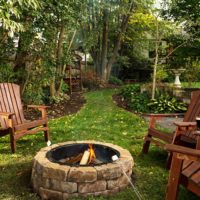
[31,141,134,199]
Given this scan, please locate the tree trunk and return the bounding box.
[56,24,65,77]
[104,1,135,82]
[152,17,160,100]
[13,33,28,72]
[53,24,65,96]
[50,76,56,97]
[57,30,76,93]
[101,9,109,81]
[21,62,32,95]
[152,47,158,100]
[90,47,101,76]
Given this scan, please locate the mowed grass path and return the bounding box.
[0,89,197,200]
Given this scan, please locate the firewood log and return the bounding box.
[80,150,90,165]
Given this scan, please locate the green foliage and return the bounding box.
[120,84,150,113]
[120,84,187,113]
[128,11,175,60]
[0,0,40,35]
[148,93,187,113]
[61,82,69,93]
[108,76,123,85]
[22,64,52,104]
[49,93,69,104]
[23,83,45,104]
[165,0,200,35]
[182,82,200,88]
[156,64,168,82]
[128,92,150,113]
[0,65,16,82]
[120,84,140,100]
[183,59,200,84]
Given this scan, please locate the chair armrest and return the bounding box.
[27,105,50,109]
[174,121,196,127]
[27,105,49,118]
[0,112,15,118]
[165,144,200,160]
[0,112,15,128]
[173,121,196,132]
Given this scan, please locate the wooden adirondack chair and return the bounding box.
[0,83,49,153]
[165,134,200,200]
[142,91,200,161]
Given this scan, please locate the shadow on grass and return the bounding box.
[0,160,39,200]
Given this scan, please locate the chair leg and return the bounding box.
[10,132,16,153]
[165,154,183,200]
[44,124,49,142]
[142,135,151,154]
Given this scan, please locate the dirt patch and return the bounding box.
[24,92,86,120]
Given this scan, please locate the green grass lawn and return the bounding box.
[0,89,198,200]
[182,82,200,88]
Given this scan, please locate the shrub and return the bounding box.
[119,84,187,113]
[61,82,69,93]
[128,92,150,113]
[82,70,101,90]
[148,93,187,113]
[22,65,51,104]
[108,76,123,85]
[23,83,45,105]
[49,93,70,104]
[120,84,140,100]
[0,64,16,82]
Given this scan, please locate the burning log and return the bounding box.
[80,150,90,165]
[59,144,97,166]
[59,153,83,164]
[80,144,96,165]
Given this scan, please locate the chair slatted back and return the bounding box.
[183,90,200,141]
[183,91,200,122]
[0,83,25,128]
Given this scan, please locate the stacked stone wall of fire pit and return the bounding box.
[31,141,134,200]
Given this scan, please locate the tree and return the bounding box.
[0,0,40,41]
[128,10,175,99]
[80,0,137,82]
[162,0,200,82]
[0,0,87,103]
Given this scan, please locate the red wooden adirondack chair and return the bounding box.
[165,134,200,200]
[142,90,200,166]
[0,83,49,153]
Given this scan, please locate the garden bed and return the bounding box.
[24,92,86,120]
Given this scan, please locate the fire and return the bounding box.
[79,144,96,165]
[88,144,96,164]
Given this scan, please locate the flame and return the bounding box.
[88,144,96,164]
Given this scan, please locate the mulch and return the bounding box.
[24,85,118,121]
[24,92,86,120]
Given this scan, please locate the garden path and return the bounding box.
[143,116,183,131]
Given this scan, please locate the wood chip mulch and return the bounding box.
[24,92,86,120]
